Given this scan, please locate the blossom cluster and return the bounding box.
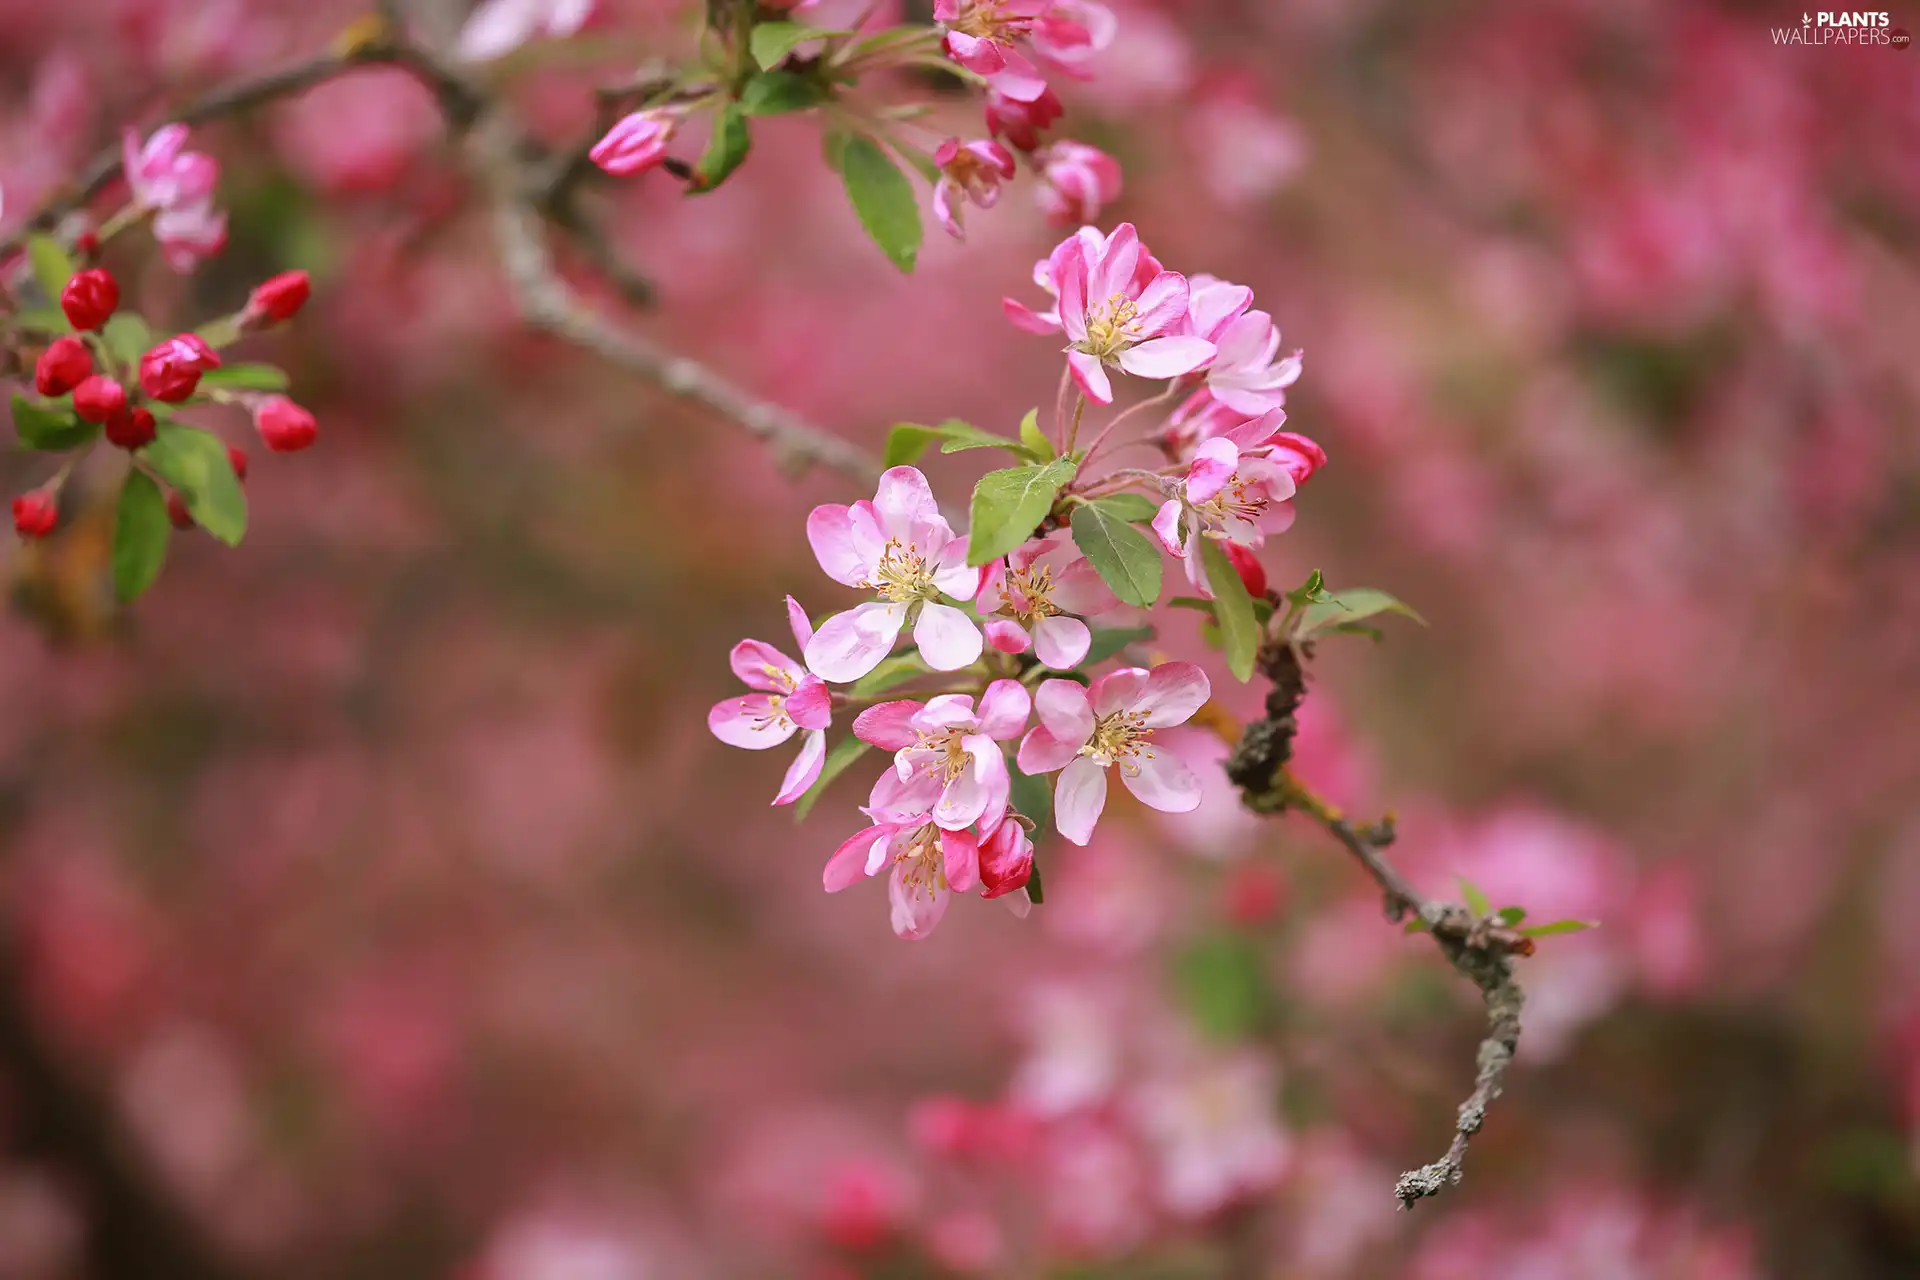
[710,221,1324,939]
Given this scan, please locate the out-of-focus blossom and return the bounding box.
[853,680,1031,832]
[934,0,1051,101]
[60,268,119,331]
[1189,81,1306,208]
[243,270,311,327]
[709,599,833,805]
[985,86,1063,152]
[1054,223,1211,404]
[12,489,58,539]
[932,137,1015,240]
[976,532,1115,668]
[72,375,128,424]
[122,125,226,271]
[33,336,92,396]
[138,334,220,403]
[589,110,677,178]
[1132,1052,1289,1217]
[805,467,982,681]
[456,0,595,63]
[253,396,318,453]
[1036,140,1123,227]
[1030,1,1118,77]
[1017,663,1211,844]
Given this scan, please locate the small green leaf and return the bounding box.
[1009,755,1052,832]
[1495,906,1528,927]
[881,419,1033,468]
[142,425,247,547]
[740,70,827,115]
[1174,933,1273,1041]
[848,653,930,698]
[1457,877,1492,918]
[1026,856,1044,904]
[939,424,1029,455]
[101,313,154,368]
[838,134,921,272]
[1080,625,1155,666]
[1285,569,1330,606]
[750,20,848,69]
[111,469,171,602]
[1017,408,1054,460]
[1199,538,1260,681]
[1070,501,1163,608]
[198,363,290,392]
[793,737,871,822]
[10,394,97,452]
[691,104,752,192]
[11,306,70,334]
[25,235,75,307]
[967,458,1077,567]
[1088,492,1160,523]
[1518,919,1599,938]
[1299,587,1427,637]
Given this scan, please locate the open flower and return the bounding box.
[976,532,1116,668]
[1206,311,1303,415]
[1005,224,1162,336]
[1036,140,1123,226]
[932,137,1016,241]
[124,126,226,272]
[823,772,985,940]
[853,680,1031,832]
[708,597,833,805]
[1031,1,1118,76]
[1058,223,1214,405]
[1151,411,1300,596]
[934,0,1053,101]
[805,467,983,682]
[1016,664,1210,844]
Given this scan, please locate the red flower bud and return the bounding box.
[33,336,93,396]
[105,405,157,451]
[12,490,59,539]
[254,395,317,452]
[244,271,311,325]
[60,268,119,331]
[227,445,249,482]
[1223,541,1268,598]
[72,376,128,424]
[138,334,221,403]
[166,491,195,530]
[74,230,101,259]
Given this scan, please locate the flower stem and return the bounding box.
[1063,396,1086,456]
[1078,382,1181,469]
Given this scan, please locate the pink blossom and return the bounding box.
[931,138,1016,241]
[1151,410,1300,597]
[976,532,1116,668]
[1036,140,1123,226]
[1181,274,1255,343]
[456,0,595,62]
[1132,1052,1290,1217]
[934,0,1052,102]
[985,86,1063,152]
[821,774,984,940]
[123,125,226,272]
[851,680,1031,832]
[805,467,983,682]
[977,816,1035,902]
[1016,663,1210,845]
[1030,1,1118,77]
[1056,223,1213,405]
[1004,225,1160,336]
[707,598,833,805]
[1206,310,1303,415]
[589,111,676,178]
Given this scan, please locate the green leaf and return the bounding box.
[1518,919,1599,938]
[939,424,1031,456]
[101,313,154,368]
[1299,587,1427,637]
[750,20,848,69]
[1026,856,1044,904]
[11,306,69,334]
[1079,625,1154,666]
[1285,568,1329,606]
[1017,408,1054,460]
[1070,502,1163,609]
[1087,492,1160,523]
[10,394,97,452]
[885,138,942,184]
[838,134,921,272]
[793,737,871,822]
[1199,538,1260,682]
[1495,906,1528,927]
[881,419,1034,468]
[848,653,930,698]
[1174,933,1273,1040]
[142,425,247,547]
[198,363,290,392]
[1008,756,1052,832]
[111,469,170,602]
[1457,877,1492,918]
[25,235,74,307]
[967,458,1077,567]
[691,104,752,192]
[740,70,827,115]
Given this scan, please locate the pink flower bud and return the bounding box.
[72,376,128,423]
[244,270,311,325]
[254,396,317,452]
[589,110,675,177]
[60,268,119,331]
[105,406,157,451]
[34,336,93,396]
[978,819,1034,899]
[138,334,221,403]
[12,490,58,539]
[984,86,1062,152]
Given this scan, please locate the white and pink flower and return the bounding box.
[932,137,1016,241]
[1016,663,1210,845]
[823,775,984,941]
[456,0,595,62]
[976,532,1116,669]
[707,597,833,805]
[1151,410,1303,596]
[1206,310,1303,415]
[1056,223,1213,405]
[934,0,1052,101]
[1031,1,1118,77]
[805,467,984,682]
[1005,224,1160,336]
[852,680,1032,832]
[123,125,226,272]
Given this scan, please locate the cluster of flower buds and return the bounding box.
[711,221,1326,939]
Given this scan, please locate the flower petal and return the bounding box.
[983,618,1032,655]
[1120,745,1202,813]
[978,820,1034,899]
[977,679,1034,740]
[1089,667,1149,718]
[1004,297,1063,333]
[1151,500,1186,556]
[774,731,828,805]
[914,602,984,671]
[786,674,833,731]
[1032,615,1091,669]
[1087,222,1140,305]
[1131,271,1191,337]
[729,639,802,691]
[807,505,869,587]
[889,861,951,940]
[1118,336,1216,380]
[942,825,981,894]
[1068,349,1114,404]
[1033,678,1095,744]
[873,466,940,541]
[1134,661,1211,728]
[1054,756,1109,846]
[785,595,815,650]
[709,694,797,749]
[1184,438,1240,505]
[824,824,891,891]
[1016,725,1080,775]
[854,700,923,750]
[805,602,909,683]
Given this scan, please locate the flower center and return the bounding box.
[994,563,1060,626]
[1081,709,1152,769]
[868,538,937,603]
[745,693,792,734]
[892,823,951,898]
[1195,478,1267,528]
[913,728,975,784]
[1078,294,1141,361]
[949,0,1036,42]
